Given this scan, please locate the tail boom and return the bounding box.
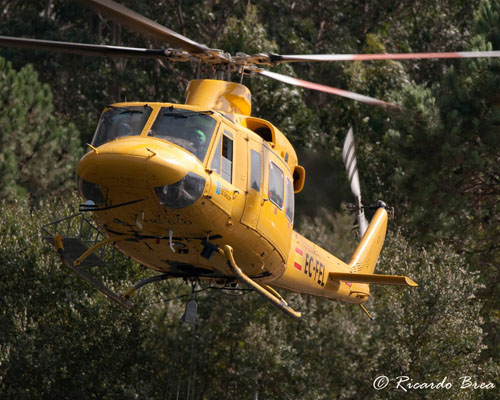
[272,205,417,305]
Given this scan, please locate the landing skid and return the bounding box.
[53,234,133,308]
[218,245,302,319]
[42,213,133,308]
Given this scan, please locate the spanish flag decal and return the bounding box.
[294,247,304,271]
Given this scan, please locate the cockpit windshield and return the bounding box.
[148,107,217,161]
[92,105,153,147]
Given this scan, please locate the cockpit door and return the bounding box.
[207,125,238,216]
[240,138,263,229]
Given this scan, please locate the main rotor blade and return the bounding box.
[80,0,209,54]
[270,50,500,63]
[0,36,166,59]
[258,70,401,110]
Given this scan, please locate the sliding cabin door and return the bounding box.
[255,145,293,261]
[240,138,264,229]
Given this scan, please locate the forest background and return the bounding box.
[1,0,499,399]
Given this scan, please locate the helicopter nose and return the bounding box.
[77,137,201,187]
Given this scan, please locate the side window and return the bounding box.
[221,133,233,183]
[285,177,294,223]
[268,161,284,208]
[250,150,261,191]
[210,137,221,174]
[210,132,233,184]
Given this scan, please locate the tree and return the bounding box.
[0,196,167,398]
[0,57,81,202]
[357,0,500,360]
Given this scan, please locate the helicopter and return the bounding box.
[3,0,500,320]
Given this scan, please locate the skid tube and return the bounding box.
[218,245,301,319]
[53,234,133,309]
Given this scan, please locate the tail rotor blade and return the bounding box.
[357,208,369,238]
[342,128,369,237]
[342,128,361,198]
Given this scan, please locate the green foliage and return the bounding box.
[1,0,500,397]
[0,57,81,202]
[351,0,500,362]
[0,197,159,398]
[475,0,500,48]
[2,198,497,399]
[127,237,496,399]
[361,233,498,399]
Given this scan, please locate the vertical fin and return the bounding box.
[348,207,388,274]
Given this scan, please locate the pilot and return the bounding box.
[115,121,132,139]
[190,129,207,158]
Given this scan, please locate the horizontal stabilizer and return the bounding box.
[329,272,418,287]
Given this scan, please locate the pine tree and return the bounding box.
[0,57,81,202]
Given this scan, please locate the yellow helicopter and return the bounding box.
[3,0,500,319]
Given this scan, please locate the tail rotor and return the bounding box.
[342,127,369,237]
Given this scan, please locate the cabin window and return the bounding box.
[92,105,153,147]
[268,161,284,208]
[285,177,294,223]
[250,150,261,191]
[221,133,233,183]
[148,107,217,161]
[210,132,233,183]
